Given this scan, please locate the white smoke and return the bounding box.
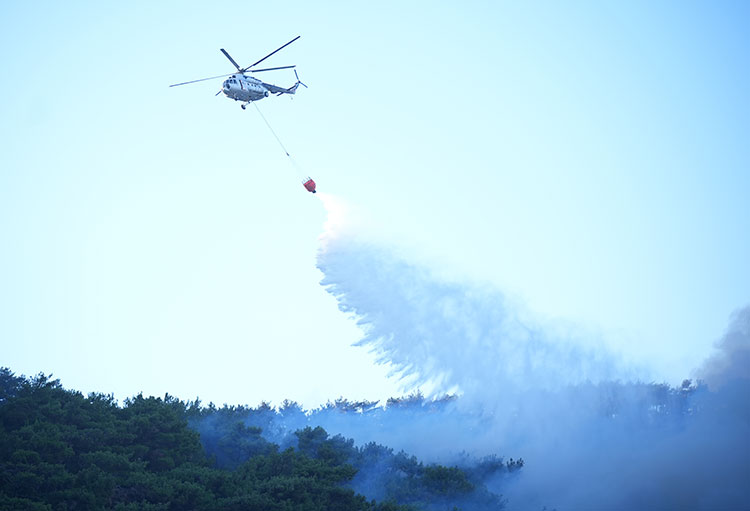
[696,306,750,390]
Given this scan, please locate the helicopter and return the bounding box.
[170,36,307,109]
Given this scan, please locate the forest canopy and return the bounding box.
[0,368,510,511]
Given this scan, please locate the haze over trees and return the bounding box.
[2,353,748,510]
[0,368,511,510]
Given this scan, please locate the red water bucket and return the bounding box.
[303,178,316,193]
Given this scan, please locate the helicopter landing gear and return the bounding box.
[241,101,251,110]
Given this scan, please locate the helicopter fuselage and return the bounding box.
[169,37,305,108]
[223,75,270,102]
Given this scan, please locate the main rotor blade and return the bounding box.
[220,49,242,72]
[250,65,296,73]
[246,36,300,70]
[169,73,234,87]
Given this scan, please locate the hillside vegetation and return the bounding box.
[0,368,508,510]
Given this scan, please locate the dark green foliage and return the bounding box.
[421,465,474,495]
[456,454,523,486]
[188,398,511,510]
[186,392,515,509]
[296,426,354,466]
[0,368,407,511]
[286,426,505,510]
[190,405,280,470]
[0,367,24,405]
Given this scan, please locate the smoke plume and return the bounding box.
[696,306,750,389]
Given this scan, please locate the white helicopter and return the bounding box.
[170,36,307,109]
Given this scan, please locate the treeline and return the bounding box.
[0,368,511,510]
[185,378,716,510]
[0,368,406,510]
[192,407,515,511]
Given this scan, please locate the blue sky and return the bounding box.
[1,1,748,408]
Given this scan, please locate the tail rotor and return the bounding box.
[294,70,308,89]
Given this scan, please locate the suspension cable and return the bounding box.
[253,102,290,157]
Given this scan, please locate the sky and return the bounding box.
[1,1,749,409]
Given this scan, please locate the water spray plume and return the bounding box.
[317,193,364,250]
[319,235,625,401]
[310,197,750,510]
